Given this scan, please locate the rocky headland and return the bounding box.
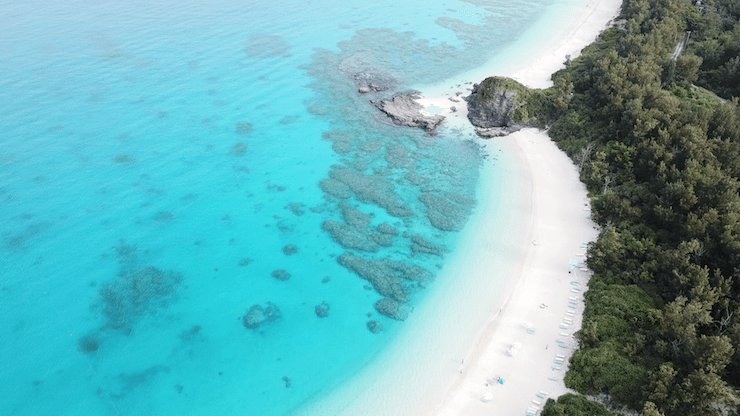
[465,76,543,137]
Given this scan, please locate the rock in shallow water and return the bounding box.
[372,91,445,132]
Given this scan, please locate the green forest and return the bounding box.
[512,0,740,414]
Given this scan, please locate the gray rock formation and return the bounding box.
[243,302,281,329]
[465,78,536,137]
[372,92,445,132]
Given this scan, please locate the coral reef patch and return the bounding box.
[271,269,291,281]
[366,320,383,333]
[242,302,281,329]
[314,301,330,318]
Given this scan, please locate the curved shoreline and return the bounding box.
[294,0,621,414]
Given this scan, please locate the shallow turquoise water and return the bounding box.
[0,0,552,414]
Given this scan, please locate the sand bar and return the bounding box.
[295,0,620,414]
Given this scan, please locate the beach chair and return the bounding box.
[554,359,563,364]
[569,305,577,309]
[532,399,542,405]
[559,324,568,329]
[536,391,548,399]
[552,366,561,370]
[558,343,568,348]
[548,377,558,381]
[570,288,580,293]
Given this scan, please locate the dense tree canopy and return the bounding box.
[531,0,740,414]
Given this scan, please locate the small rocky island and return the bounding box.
[371,91,445,132]
[465,76,544,137]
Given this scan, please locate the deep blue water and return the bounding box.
[0,0,553,414]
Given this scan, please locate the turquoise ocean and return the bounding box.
[1,0,558,414]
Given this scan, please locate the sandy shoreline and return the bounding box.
[295,0,620,414]
[421,0,620,414]
[424,131,598,416]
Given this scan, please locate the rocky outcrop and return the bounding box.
[372,91,445,132]
[465,77,538,137]
[243,302,281,329]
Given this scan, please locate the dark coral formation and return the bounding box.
[95,243,184,336]
[152,211,174,222]
[235,121,254,135]
[327,166,413,218]
[285,202,305,216]
[178,325,202,342]
[321,276,331,283]
[117,365,170,395]
[376,223,399,236]
[271,269,291,281]
[341,204,374,229]
[78,334,100,354]
[366,320,383,334]
[242,302,281,329]
[314,301,330,318]
[282,245,299,256]
[319,178,352,199]
[245,34,291,58]
[370,233,394,247]
[410,235,444,257]
[337,253,434,317]
[374,298,411,321]
[230,142,248,156]
[322,221,379,252]
[282,376,293,388]
[238,258,252,267]
[418,192,475,232]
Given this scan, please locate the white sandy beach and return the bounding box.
[295,0,620,414]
